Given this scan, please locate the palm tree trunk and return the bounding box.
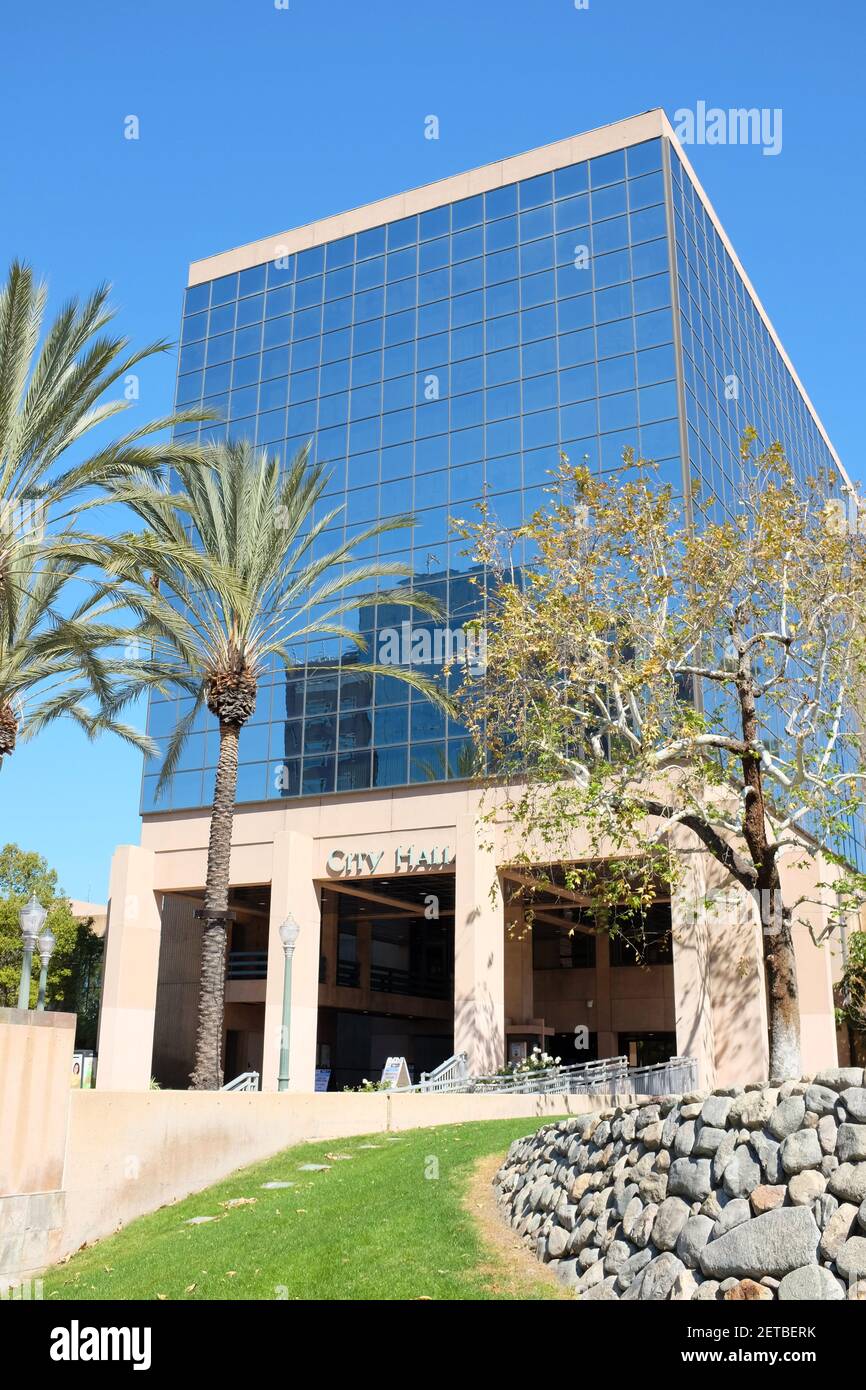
[189,720,240,1090]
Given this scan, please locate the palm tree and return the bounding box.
[106,440,448,1089]
[0,259,208,759]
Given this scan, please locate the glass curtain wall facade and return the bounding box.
[143,130,856,852]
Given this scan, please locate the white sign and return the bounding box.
[380,1056,412,1090]
[326,845,453,876]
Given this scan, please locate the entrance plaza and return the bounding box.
[95,782,840,1094]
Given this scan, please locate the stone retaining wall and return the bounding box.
[494,1067,866,1300]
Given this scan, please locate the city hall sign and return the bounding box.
[326,845,454,876]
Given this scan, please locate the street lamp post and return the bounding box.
[277,913,301,1093]
[17,894,48,1010]
[36,926,56,1010]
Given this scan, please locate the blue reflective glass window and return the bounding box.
[388,215,418,250]
[353,318,384,355]
[386,279,417,315]
[209,303,235,335]
[519,172,553,209]
[291,336,321,370]
[594,282,632,323]
[639,380,678,423]
[176,371,201,404]
[382,408,412,446]
[554,162,588,199]
[417,364,448,401]
[419,237,448,273]
[185,283,209,315]
[487,382,520,421]
[560,399,597,436]
[452,227,483,262]
[350,415,381,453]
[556,260,590,300]
[320,358,350,394]
[601,427,637,469]
[594,249,630,289]
[486,216,517,253]
[262,346,290,379]
[451,323,483,360]
[560,362,596,403]
[293,306,321,340]
[592,182,628,221]
[239,265,266,297]
[262,315,291,349]
[325,266,353,301]
[302,755,335,795]
[266,286,293,319]
[633,272,670,314]
[232,354,260,389]
[486,346,519,386]
[486,248,519,285]
[268,257,295,288]
[319,391,349,428]
[598,354,635,395]
[593,215,629,255]
[287,401,316,434]
[452,194,483,231]
[355,256,384,292]
[383,374,413,413]
[420,204,449,241]
[324,297,353,333]
[487,312,518,351]
[452,290,483,328]
[318,423,347,461]
[230,384,258,418]
[419,268,449,304]
[211,273,238,306]
[381,442,411,480]
[630,204,667,243]
[326,235,355,269]
[259,377,288,412]
[590,149,626,188]
[322,327,351,362]
[450,461,483,500]
[419,300,449,337]
[416,399,449,436]
[520,205,553,242]
[640,418,680,458]
[386,246,416,282]
[352,350,382,386]
[350,383,381,420]
[522,270,555,310]
[521,304,556,341]
[451,356,483,394]
[631,238,669,279]
[385,310,416,346]
[627,138,662,177]
[559,326,595,367]
[357,225,386,259]
[179,341,205,373]
[637,342,676,385]
[181,311,207,344]
[372,745,408,786]
[486,417,520,457]
[523,373,556,413]
[556,194,590,232]
[629,170,666,210]
[204,362,231,394]
[384,341,414,377]
[297,246,324,279]
[635,307,673,349]
[522,337,556,376]
[597,317,634,358]
[206,333,233,365]
[447,265,479,306]
[295,276,322,309]
[520,238,554,276]
[485,183,518,220]
[257,409,285,444]
[599,390,637,431]
[375,705,408,744]
[417,332,448,370]
[450,392,481,430]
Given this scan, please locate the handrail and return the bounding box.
[221,1071,260,1091]
[391,1053,697,1098]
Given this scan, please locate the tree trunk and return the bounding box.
[759,865,802,1082]
[189,720,241,1090]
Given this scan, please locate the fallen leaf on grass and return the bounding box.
[220,1197,257,1209]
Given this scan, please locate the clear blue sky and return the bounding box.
[0,0,863,900]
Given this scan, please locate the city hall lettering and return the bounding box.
[326,846,454,875]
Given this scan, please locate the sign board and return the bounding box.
[314,1068,332,1093]
[380,1055,412,1090]
[71,1051,95,1089]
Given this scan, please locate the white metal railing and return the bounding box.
[390,1053,696,1098]
[221,1071,260,1092]
[417,1051,470,1092]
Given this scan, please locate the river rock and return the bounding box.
[828,1162,866,1205]
[699,1207,820,1280]
[836,1124,866,1163]
[836,1236,866,1282]
[818,1203,858,1260]
[676,1214,714,1269]
[668,1157,713,1202]
[840,1088,866,1123]
[777,1265,845,1301]
[788,1170,827,1205]
[768,1096,806,1139]
[723,1146,762,1199]
[750,1184,786,1214]
[652,1196,691,1251]
[813,1068,863,1091]
[780,1128,823,1175]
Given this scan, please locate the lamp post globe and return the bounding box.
[17,894,48,1011]
[278,914,301,1092]
[36,926,56,1012]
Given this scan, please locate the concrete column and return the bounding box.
[95,846,161,1091]
[594,933,617,1059]
[453,813,504,1074]
[261,828,320,1092]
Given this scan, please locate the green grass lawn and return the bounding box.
[44,1118,560,1301]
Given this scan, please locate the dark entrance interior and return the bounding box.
[317,872,455,1090]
